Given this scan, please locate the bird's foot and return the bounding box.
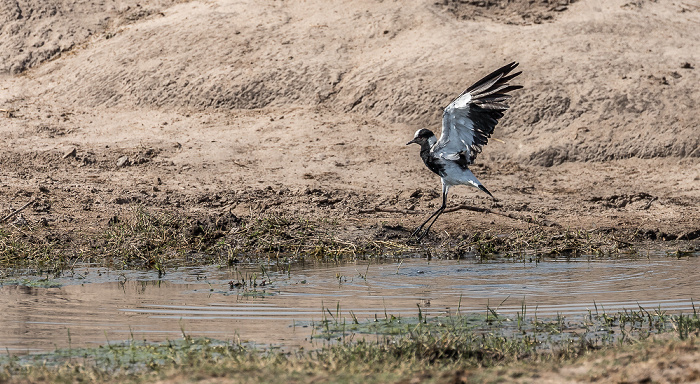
[409,226,430,243]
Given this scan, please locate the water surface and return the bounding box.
[1,255,698,354]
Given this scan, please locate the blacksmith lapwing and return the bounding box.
[406,62,522,240]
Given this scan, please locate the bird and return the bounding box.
[406,61,522,240]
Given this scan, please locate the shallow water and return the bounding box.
[1,254,699,354]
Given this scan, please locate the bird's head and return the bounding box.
[406,129,436,147]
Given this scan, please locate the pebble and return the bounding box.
[62,147,77,159]
[116,156,130,167]
[12,214,28,226]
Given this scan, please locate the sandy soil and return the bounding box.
[1,0,699,247]
[463,335,700,384]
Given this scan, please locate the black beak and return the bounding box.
[406,139,417,145]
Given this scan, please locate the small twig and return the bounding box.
[0,108,18,118]
[445,204,556,226]
[10,222,30,237]
[443,204,491,214]
[612,237,633,247]
[1,199,36,223]
[642,197,657,210]
[361,203,556,227]
[358,207,421,214]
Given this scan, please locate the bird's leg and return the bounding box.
[411,184,449,241]
[416,187,448,240]
[411,205,443,239]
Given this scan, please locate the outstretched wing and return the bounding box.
[434,62,522,164]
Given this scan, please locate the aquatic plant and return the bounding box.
[2,305,699,384]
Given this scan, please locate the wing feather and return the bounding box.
[434,62,522,164]
[499,71,522,84]
[466,64,517,93]
[466,75,504,96]
[475,102,510,110]
[472,84,512,99]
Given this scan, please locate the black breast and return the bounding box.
[420,148,445,177]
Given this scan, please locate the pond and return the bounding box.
[1,253,698,354]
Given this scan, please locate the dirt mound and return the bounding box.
[0,0,185,74]
[7,0,695,164]
[438,0,576,24]
[0,0,698,246]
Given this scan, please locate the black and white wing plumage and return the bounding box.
[434,62,522,164]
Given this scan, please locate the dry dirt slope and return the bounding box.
[4,0,699,163]
[0,0,187,74]
[0,0,699,239]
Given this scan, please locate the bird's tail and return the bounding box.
[477,185,496,200]
[456,169,497,201]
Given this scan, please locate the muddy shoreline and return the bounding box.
[1,174,697,273]
[1,126,698,271]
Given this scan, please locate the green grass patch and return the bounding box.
[309,302,700,352]
[0,206,696,275]
[3,306,699,383]
[0,227,66,273]
[0,207,412,273]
